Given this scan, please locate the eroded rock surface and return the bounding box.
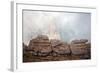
[23,35,91,62]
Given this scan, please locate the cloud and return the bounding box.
[23,10,91,45]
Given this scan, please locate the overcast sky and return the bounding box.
[23,10,91,45]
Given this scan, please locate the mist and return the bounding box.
[23,10,91,45]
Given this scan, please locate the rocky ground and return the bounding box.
[23,35,91,62]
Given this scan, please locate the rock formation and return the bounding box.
[50,39,71,55]
[70,39,90,55]
[23,35,91,62]
[28,35,52,56]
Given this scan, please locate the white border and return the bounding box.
[11,1,97,72]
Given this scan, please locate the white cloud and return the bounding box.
[23,10,91,45]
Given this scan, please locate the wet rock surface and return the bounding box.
[23,35,91,62]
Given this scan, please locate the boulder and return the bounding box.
[38,46,52,56]
[70,39,90,55]
[28,35,52,56]
[52,43,71,55]
[80,54,90,59]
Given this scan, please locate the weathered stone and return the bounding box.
[52,43,71,55]
[38,46,52,56]
[71,39,88,44]
[23,35,91,62]
[28,35,52,56]
[70,40,91,55]
[50,39,62,47]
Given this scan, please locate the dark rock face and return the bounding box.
[23,35,91,62]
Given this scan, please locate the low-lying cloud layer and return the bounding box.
[23,10,91,45]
